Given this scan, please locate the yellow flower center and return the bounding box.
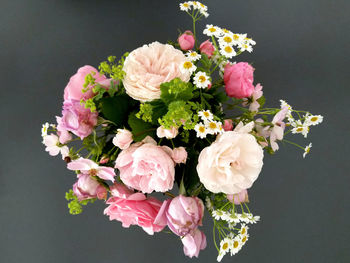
[311,117,318,122]
[183,61,193,69]
[233,241,239,248]
[203,112,210,118]
[199,75,206,83]
[224,46,233,53]
[199,126,206,133]
[209,27,216,32]
[183,3,189,7]
[222,28,230,33]
[209,122,217,129]
[223,36,233,43]
[223,243,229,250]
[296,127,303,132]
[89,169,97,176]
[190,52,197,57]
[233,34,240,40]
[242,236,247,243]
[241,228,246,235]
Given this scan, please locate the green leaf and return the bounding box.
[257,95,266,109]
[99,94,132,126]
[128,112,156,141]
[149,100,168,125]
[160,78,194,104]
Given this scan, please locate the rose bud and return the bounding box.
[178,30,195,51]
[112,129,133,149]
[199,40,215,58]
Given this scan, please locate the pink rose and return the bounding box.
[56,99,98,139]
[73,173,104,201]
[122,42,190,102]
[227,189,249,205]
[156,195,204,237]
[156,126,178,139]
[112,129,133,149]
[104,183,166,235]
[223,119,233,131]
[181,229,207,258]
[224,62,255,99]
[64,65,111,101]
[199,40,215,58]
[178,30,195,51]
[171,147,188,164]
[115,137,175,193]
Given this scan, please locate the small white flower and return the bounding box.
[194,122,208,139]
[186,51,201,61]
[228,222,237,229]
[180,61,197,74]
[193,71,211,89]
[291,122,309,138]
[203,24,221,37]
[231,33,245,45]
[226,213,241,224]
[303,143,312,158]
[220,238,232,254]
[219,28,233,36]
[198,110,213,122]
[198,2,208,11]
[240,233,249,245]
[244,37,256,46]
[179,2,191,11]
[41,122,50,137]
[220,44,237,58]
[218,33,235,46]
[217,251,225,262]
[230,235,243,255]
[238,213,250,224]
[239,43,253,53]
[205,120,222,135]
[201,10,209,18]
[305,115,323,126]
[212,209,225,220]
[240,224,249,236]
[245,213,260,224]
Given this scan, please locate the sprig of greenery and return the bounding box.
[65,189,96,215]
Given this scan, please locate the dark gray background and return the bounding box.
[1,0,349,262]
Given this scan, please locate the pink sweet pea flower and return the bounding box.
[199,40,215,58]
[178,31,195,51]
[270,106,288,151]
[181,229,207,258]
[67,158,116,182]
[104,183,166,235]
[155,195,204,237]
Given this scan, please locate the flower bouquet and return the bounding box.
[41,1,323,261]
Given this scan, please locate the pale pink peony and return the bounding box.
[56,99,98,139]
[171,147,188,164]
[197,123,264,194]
[73,173,106,201]
[115,137,175,193]
[67,158,116,182]
[112,129,133,149]
[181,229,207,258]
[122,42,191,102]
[156,126,178,139]
[223,119,233,131]
[104,183,166,235]
[178,31,195,51]
[224,62,255,99]
[64,65,111,101]
[227,189,249,205]
[199,40,215,58]
[155,195,204,237]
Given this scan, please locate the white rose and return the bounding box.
[196,127,264,194]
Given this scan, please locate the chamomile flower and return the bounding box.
[41,122,50,137]
[212,209,225,220]
[240,233,249,245]
[180,61,197,74]
[240,224,249,236]
[220,28,233,35]
[239,42,253,53]
[193,71,211,89]
[218,33,235,46]
[186,51,201,61]
[201,11,209,18]
[305,115,323,126]
[245,37,256,46]
[220,44,237,58]
[194,122,208,138]
[179,2,191,11]
[220,237,232,254]
[303,143,312,158]
[198,2,208,11]
[230,235,243,255]
[238,213,250,224]
[291,122,309,138]
[198,110,213,121]
[206,120,222,135]
[226,213,241,224]
[203,24,221,37]
[232,33,244,44]
[246,213,260,224]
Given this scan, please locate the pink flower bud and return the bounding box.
[199,40,215,58]
[223,119,233,131]
[96,185,107,200]
[178,31,195,51]
[227,189,249,205]
[73,174,100,201]
[156,126,178,139]
[112,129,133,149]
[171,147,188,164]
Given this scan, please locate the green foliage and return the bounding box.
[158,100,198,130]
[82,131,106,158]
[99,94,132,126]
[99,53,129,80]
[82,73,96,93]
[257,95,266,109]
[196,54,212,73]
[160,78,194,104]
[136,103,153,123]
[65,189,95,215]
[128,112,156,141]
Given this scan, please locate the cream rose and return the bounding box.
[122,42,191,102]
[196,123,264,194]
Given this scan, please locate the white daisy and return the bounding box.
[226,213,241,224]
[220,44,237,58]
[230,235,243,255]
[41,122,50,137]
[218,33,235,46]
[198,2,208,11]
[220,237,232,254]
[194,122,208,139]
[246,213,260,224]
[245,37,256,46]
[212,209,225,220]
[303,143,312,158]
[291,123,309,138]
[238,213,250,224]
[205,120,222,135]
[232,33,245,45]
[203,24,221,37]
[240,233,249,245]
[193,71,211,89]
[180,61,197,74]
[240,224,249,236]
[186,51,201,61]
[201,10,209,18]
[179,2,191,11]
[305,115,323,126]
[198,110,213,121]
[220,28,233,36]
[239,42,253,53]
